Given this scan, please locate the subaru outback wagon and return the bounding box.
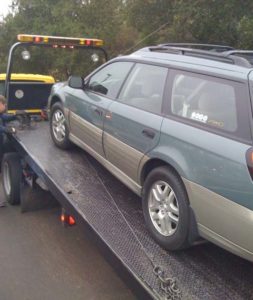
[48,44,253,262]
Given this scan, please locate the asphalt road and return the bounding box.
[0,183,136,300]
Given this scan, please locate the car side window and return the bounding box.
[118,63,168,114]
[171,72,238,132]
[87,61,133,99]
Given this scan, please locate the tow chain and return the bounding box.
[154,266,182,300]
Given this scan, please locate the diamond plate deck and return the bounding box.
[13,122,253,300]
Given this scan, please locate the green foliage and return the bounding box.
[169,0,253,47]
[0,0,253,77]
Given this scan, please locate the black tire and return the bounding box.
[1,152,22,205]
[50,102,72,149]
[142,166,191,250]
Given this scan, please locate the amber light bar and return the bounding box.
[17,34,104,47]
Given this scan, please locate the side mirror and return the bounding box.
[68,76,84,89]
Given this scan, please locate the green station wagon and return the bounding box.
[48,44,253,262]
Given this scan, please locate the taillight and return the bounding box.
[61,208,76,227]
[246,147,253,180]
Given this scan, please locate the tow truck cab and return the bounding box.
[0,73,55,114]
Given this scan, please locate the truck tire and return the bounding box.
[1,152,22,205]
[50,102,72,149]
[142,166,191,250]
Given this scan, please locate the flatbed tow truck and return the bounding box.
[2,35,253,300]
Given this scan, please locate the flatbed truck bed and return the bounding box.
[7,121,253,300]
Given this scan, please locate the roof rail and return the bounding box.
[160,43,235,52]
[223,50,253,56]
[149,46,252,67]
[223,50,253,64]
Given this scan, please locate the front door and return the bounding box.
[68,61,134,157]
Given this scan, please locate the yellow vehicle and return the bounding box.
[0,73,55,114]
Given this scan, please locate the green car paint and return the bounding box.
[49,46,253,262]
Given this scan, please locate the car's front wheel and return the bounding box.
[50,102,72,149]
[142,166,190,250]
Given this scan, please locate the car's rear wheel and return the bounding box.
[142,166,191,250]
[50,102,72,149]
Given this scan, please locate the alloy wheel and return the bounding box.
[52,110,66,142]
[148,180,179,236]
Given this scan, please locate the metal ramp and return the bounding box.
[11,121,253,300]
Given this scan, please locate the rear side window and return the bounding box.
[171,73,238,132]
[170,70,251,141]
[118,63,168,114]
[87,61,133,99]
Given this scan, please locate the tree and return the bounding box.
[0,0,253,77]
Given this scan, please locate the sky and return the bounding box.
[0,0,13,20]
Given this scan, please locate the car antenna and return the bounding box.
[119,20,171,56]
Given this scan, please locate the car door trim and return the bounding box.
[69,111,104,156]
[183,177,253,261]
[103,132,146,182]
[70,112,102,135]
[69,133,142,195]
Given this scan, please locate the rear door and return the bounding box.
[166,69,253,251]
[68,61,133,157]
[103,63,168,183]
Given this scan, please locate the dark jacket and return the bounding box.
[0,113,16,133]
[0,113,16,159]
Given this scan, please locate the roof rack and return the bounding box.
[149,46,252,67]
[160,43,235,52]
[222,49,253,62]
[223,50,253,56]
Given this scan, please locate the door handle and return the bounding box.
[142,128,155,139]
[93,107,103,116]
